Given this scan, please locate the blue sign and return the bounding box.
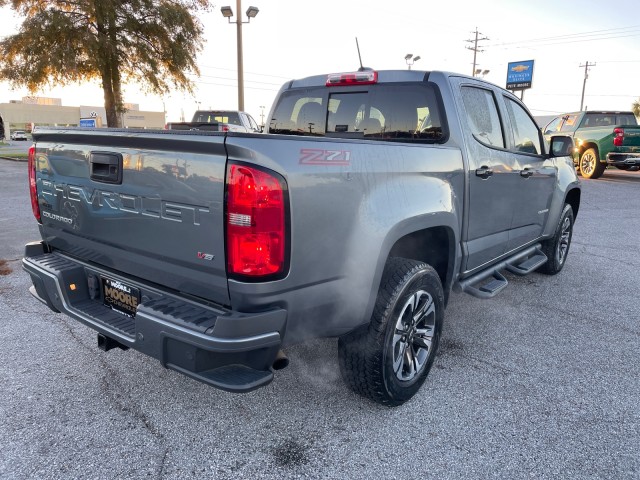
[506,60,534,90]
[79,118,97,128]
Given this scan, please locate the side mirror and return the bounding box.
[549,135,574,157]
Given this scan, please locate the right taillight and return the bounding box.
[225,163,287,279]
[613,127,624,147]
[28,145,41,223]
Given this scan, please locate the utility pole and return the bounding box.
[579,61,596,111]
[466,27,489,76]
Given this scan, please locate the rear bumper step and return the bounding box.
[23,245,287,393]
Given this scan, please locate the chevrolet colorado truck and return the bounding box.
[23,69,580,406]
[166,109,262,133]
[543,110,640,179]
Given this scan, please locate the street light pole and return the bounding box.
[405,53,421,70]
[221,2,259,112]
[235,0,244,111]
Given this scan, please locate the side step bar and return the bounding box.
[456,244,547,299]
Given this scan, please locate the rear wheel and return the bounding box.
[539,204,574,275]
[338,258,444,406]
[579,148,605,179]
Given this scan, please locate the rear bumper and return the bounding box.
[606,152,640,166]
[23,242,287,393]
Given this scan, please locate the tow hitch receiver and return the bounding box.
[97,333,129,352]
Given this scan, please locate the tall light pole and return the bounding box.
[405,53,421,70]
[221,1,259,112]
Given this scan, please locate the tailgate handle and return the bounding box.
[90,152,123,184]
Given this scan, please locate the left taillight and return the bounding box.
[613,127,624,147]
[28,145,41,223]
[225,163,288,279]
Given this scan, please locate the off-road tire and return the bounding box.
[338,257,444,407]
[539,203,574,275]
[579,148,605,179]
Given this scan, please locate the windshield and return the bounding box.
[269,83,447,143]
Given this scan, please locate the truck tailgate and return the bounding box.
[32,129,230,306]
[620,127,640,150]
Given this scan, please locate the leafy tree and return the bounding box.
[633,98,640,119]
[0,0,210,127]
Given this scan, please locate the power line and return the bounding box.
[187,72,283,86]
[190,79,280,92]
[530,93,639,98]
[529,108,571,114]
[514,32,640,49]
[198,64,292,80]
[488,25,640,47]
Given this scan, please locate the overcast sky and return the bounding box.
[1,0,639,123]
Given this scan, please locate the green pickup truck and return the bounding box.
[543,111,640,179]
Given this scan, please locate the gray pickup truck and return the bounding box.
[23,69,580,406]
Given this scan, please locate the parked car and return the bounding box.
[23,69,580,406]
[543,111,640,178]
[10,130,28,141]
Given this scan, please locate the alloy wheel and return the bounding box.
[391,290,436,381]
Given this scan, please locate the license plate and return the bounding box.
[102,277,140,318]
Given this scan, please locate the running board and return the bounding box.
[505,248,547,276]
[457,244,548,299]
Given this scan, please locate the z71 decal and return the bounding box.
[299,149,351,166]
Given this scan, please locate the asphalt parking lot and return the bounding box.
[1,158,639,479]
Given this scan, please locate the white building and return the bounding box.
[1,98,165,139]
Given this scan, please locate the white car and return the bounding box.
[11,130,28,141]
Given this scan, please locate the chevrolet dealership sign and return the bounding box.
[506,60,534,90]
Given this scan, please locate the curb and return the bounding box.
[0,156,28,162]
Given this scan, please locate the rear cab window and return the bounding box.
[269,82,447,143]
[577,113,638,128]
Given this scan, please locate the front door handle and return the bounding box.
[520,168,534,178]
[475,166,494,179]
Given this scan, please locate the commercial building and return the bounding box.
[0,97,165,139]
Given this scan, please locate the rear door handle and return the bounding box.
[475,166,493,179]
[520,168,534,178]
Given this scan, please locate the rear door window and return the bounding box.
[460,86,504,148]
